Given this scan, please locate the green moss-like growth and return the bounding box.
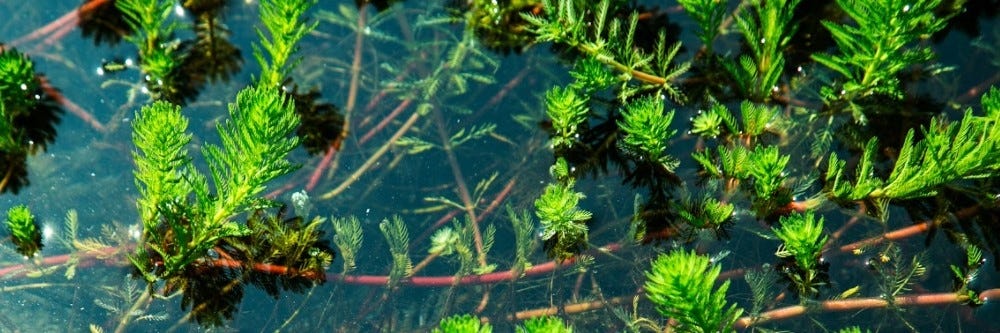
[433,314,491,333]
[5,204,42,257]
[645,249,742,333]
[0,48,39,116]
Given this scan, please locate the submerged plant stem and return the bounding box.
[735,290,1000,329]
[432,107,487,268]
[319,109,422,200]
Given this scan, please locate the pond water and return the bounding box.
[1,0,999,332]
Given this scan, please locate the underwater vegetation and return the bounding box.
[0,0,999,331]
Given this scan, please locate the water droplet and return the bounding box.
[903,4,911,12]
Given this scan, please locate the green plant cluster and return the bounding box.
[0,49,39,146]
[692,141,794,217]
[673,196,734,230]
[5,204,41,257]
[675,0,726,54]
[617,95,679,172]
[126,0,326,286]
[254,0,318,88]
[522,0,689,102]
[433,314,491,333]
[517,316,573,333]
[773,211,828,296]
[534,158,592,260]
[825,87,1000,216]
[331,216,363,274]
[726,0,802,101]
[430,218,497,276]
[812,0,956,111]
[116,0,182,100]
[130,85,309,281]
[545,86,590,149]
[950,243,984,305]
[379,216,413,287]
[0,47,56,194]
[432,313,572,333]
[645,249,742,333]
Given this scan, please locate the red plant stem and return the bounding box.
[10,0,110,47]
[40,77,107,133]
[956,72,1000,105]
[735,289,1000,328]
[839,203,981,253]
[304,144,337,191]
[0,242,622,290]
[358,98,413,145]
[469,65,530,120]
[328,243,623,287]
[39,19,79,50]
[839,220,933,253]
[829,203,865,244]
[410,177,516,251]
[0,246,119,279]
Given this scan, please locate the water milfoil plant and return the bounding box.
[5,204,41,257]
[645,249,743,333]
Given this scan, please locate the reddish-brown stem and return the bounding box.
[330,243,623,287]
[358,98,412,144]
[839,220,933,253]
[410,177,516,251]
[829,203,866,245]
[409,251,442,277]
[838,203,982,253]
[319,109,422,200]
[956,72,1000,105]
[511,295,631,321]
[735,289,1000,328]
[40,77,106,132]
[10,0,110,47]
[470,65,530,118]
[431,107,486,268]
[305,144,337,191]
[0,246,120,279]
